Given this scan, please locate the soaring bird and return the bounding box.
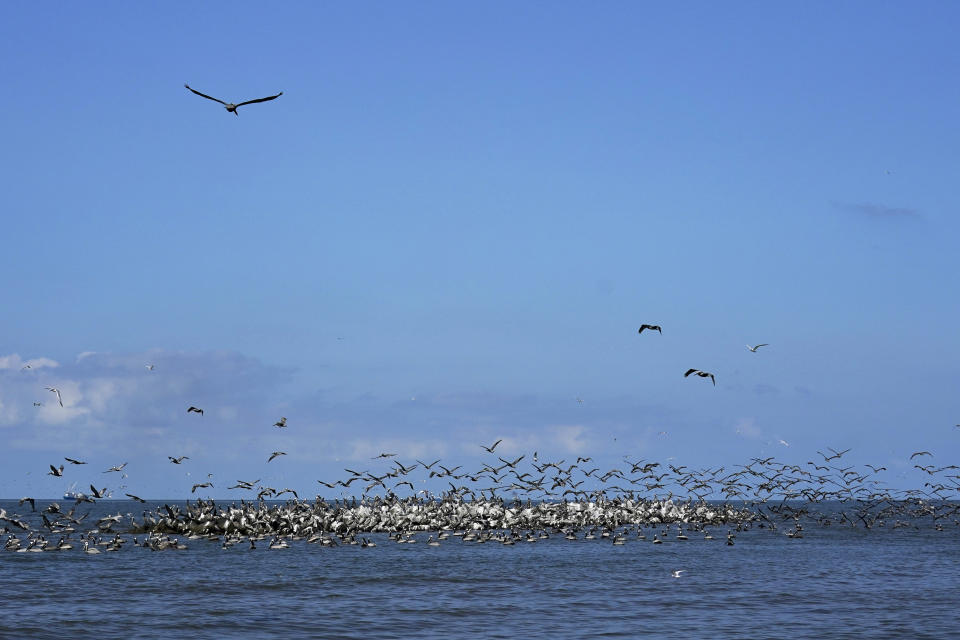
[103,462,128,473]
[747,344,769,352]
[184,83,283,116]
[168,456,189,464]
[671,570,685,578]
[48,464,64,477]
[638,324,662,334]
[481,439,503,453]
[45,386,63,407]
[274,417,287,428]
[191,482,213,493]
[64,457,87,465]
[684,369,716,386]
[268,451,287,463]
[187,406,204,416]
[125,493,147,504]
[910,451,932,460]
[145,364,155,371]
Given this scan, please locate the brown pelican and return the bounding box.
[274,417,287,428]
[683,369,715,386]
[184,84,283,116]
[47,464,64,477]
[126,493,147,504]
[481,439,503,453]
[168,456,189,464]
[187,406,204,416]
[104,462,128,473]
[64,457,87,465]
[268,451,286,463]
[638,324,662,334]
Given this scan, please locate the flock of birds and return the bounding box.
[5,87,957,565]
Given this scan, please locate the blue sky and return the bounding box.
[1,2,958,499]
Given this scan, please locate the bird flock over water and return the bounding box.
[4,90,957,559]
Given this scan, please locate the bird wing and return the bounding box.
[235,92,283,107]
[684,369,698,377]
[184,84,227,105]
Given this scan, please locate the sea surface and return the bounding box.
[1,499,958,639]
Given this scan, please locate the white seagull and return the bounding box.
[45,386,63,407]
[672,570,685,578]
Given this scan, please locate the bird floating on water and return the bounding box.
[184,83,283,116]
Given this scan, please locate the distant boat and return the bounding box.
[64,483,81,500]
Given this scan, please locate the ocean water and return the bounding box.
[1,500,958,639]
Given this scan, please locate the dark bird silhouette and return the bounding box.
[64,457,87,465]
[684,369,715,386]
[638,324,662,334]
[910,451,932,460]
[274,417,287,428]
[268,451,286,462]
[184,83,283,116]
[187,406,204,416]
[125,493,147,504]
[481,439,503,453]
[746,344,769,352]
[191,482,213,494]
[48,464,64,477]
[168,456,189,464]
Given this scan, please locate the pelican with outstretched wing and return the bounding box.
[184,83,283,116]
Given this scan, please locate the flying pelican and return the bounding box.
[191,482,213,493]
[168,456,189,464]
[45,386,63,407]
[47,464,64,477]
[125,494,147,504]
[268,451,286,463]
[184,84,283,116]
[187,406,204,416]
[910,451,932,460]
[638,324,662,334]
[747,344,769,352]
[683,369,716,386]
[104,462,128,473]
[481,439,503,453]
[274,417,287,428]
[64,457,87,465]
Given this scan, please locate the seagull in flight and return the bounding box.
[268,451,287,463]
[145,364,155,371]
[184,83,283,116]
[638,324,662,334]
[747,344,769,352]
[684,369,716,386]
[45,386,63,407]
[671,570,685,578]
[187,406,204,416]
